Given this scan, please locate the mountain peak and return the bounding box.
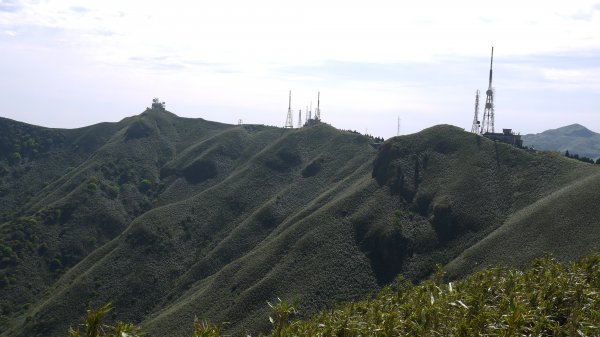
[522,123,600,159]
[553,124,596,137]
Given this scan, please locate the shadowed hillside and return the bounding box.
[522,123,600,159]
[1,112,599,337]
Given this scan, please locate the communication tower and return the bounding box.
[297,110,302,128]
[315,92,321,121]
[285,90,294,128]
[471,90,480,133]
[480,47,495,134]
[305,106,309,124]
[397,116,401,136]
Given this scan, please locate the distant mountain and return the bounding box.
[522,124,600,159]
[0,110,599,337]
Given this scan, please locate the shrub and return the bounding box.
[266,150,302,172]
[182,159,218,184]
[87,182,97,192]
[37,243,48,256]
[138,179,152,192]
[266,252,600,337]
[68,303,142,337]
[301,158,324,178]
[87,176,99,192]
[105,184,119,198]
[48,258,62,272]
[9,152,21,164]
[65,252,600,337]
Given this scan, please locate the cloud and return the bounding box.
[126,56,238,73]
[0,0,21,12]
[541,68,600,87]
[69,6,89,13]
[128,56,185,70]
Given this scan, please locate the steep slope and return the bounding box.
[1,117,598,337]
[0,109,234,330]
[445,170,600,278]
[5,121,393,337]
[522,123,600,159]
[0,117,123,220]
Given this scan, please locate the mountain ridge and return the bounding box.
[522,123,600,159]
[0,111,599,336]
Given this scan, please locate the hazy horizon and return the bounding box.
[1,0,599,138]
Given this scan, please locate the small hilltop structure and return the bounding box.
[151,98,166,110]
[470,47,523,148]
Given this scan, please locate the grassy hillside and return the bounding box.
[0,117,122,220]
[265,251,600,337]
[445,170,600,278]
[522,123,600,159]
[64,251,600,337]
[371,125,598,275]
[0,113,598,337]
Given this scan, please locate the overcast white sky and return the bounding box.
[1,0,600,138]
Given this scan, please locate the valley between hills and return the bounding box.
[0,108,599,336]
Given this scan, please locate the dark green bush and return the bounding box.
[266,150,302,172]
[138,179,152,192]
[301,158,324,177]
[182,159,218,184]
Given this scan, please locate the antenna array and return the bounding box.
[284,90,294,128]
[315,92,321,120]
[283,92,321,128]
[480,47,495,134]
[471,90,480,133]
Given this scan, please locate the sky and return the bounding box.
[1,0,600,139]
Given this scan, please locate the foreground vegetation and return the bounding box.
[70,252,599,336]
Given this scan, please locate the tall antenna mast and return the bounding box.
[471,90,480,133]
[305,106,308,123]
[297,110,302,128]
[397,116,401,136]
[481,47,495,134]
[315,92,321,120]
[308,102,312,120]
[285,90,294,128]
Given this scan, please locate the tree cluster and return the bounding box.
[343,129,385,143]
[564,150,600,164]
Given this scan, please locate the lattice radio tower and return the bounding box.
[305,105,309,124]
[471,90,480,133]
[315,92,321,120]
[285,90,294,128]
[480,47,495,134]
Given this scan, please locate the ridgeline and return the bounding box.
[0,108,599,336]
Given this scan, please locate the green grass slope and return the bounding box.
[0,109,234,331]
[371,125,598,274]
[0,116,123,220]
[522,123,600,159]
[445,170,600,278]
[1,117,598,337]
[62,251,600,337]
